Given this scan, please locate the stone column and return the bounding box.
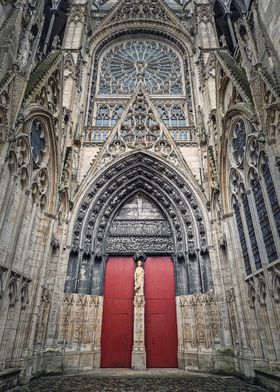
[131,261,146,370]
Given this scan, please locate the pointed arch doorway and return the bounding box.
[101,193,178,368]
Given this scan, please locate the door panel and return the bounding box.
[145,257,178,368]
[101,257,134,368]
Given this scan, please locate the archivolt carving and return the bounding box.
[70,152,208,258]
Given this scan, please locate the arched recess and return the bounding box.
[65,152,213,297]
[220,106,257,215]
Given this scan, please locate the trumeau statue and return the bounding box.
[134,260,144,296]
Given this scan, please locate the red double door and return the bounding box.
[101,256,178,368]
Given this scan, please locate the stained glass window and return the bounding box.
[262,157,280,238]
[98,40,184,95]
[31,119,46,165]
[241,192,262,270]
[234,202,252,275]
[232,119,246,166]
[251,172,278,262]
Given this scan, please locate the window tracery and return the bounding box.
[232,196,252,276]
[111,105,124,126]
[250,170,278,263]
[157,106,169,126]
[231,118,246,166]
[229,117,280,275]
[171,106,186,127]
[96,105,110,127]
[97,40,184,96]
[7,117,51,211]
[240,187,262,270]
[261,156,280,238]
[31,119,46,166]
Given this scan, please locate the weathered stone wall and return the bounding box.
[258,0,280,54]
[42,294,103,373]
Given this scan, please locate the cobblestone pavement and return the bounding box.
[15,373,268,392]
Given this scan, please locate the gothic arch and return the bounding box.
[230,0,248,16]
[28,110,58,215]
[86,28,196,128]
[65,152,213,297]
[220,106,257,214]
[88,3,194,58]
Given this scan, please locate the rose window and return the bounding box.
[98,40,184,95]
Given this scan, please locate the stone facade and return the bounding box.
[0,0,279,389]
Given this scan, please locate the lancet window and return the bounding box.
[261,157,280,237]
[171,106,186,127]
[241,190,262,270]
[96,106,110,126]
[111,105,124,126]
[233,197,252,276]
[251,171,278,263]
[31,118,46,166]
[229,117,280,276]
[231,118,246,166]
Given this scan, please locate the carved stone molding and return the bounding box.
[70,152,208,257]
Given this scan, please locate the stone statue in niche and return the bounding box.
[134,260,144,296]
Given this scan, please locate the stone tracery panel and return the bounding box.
[97,40,184,96]
[87,30,194,129]
[7,117,50,209]
[228,116,280,276]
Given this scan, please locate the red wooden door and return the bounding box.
[145,256,178,368]
[101,257,134,368]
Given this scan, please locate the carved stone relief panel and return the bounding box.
[106,193,174,253]
[178,293,221,352]
[58,294,103,354]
